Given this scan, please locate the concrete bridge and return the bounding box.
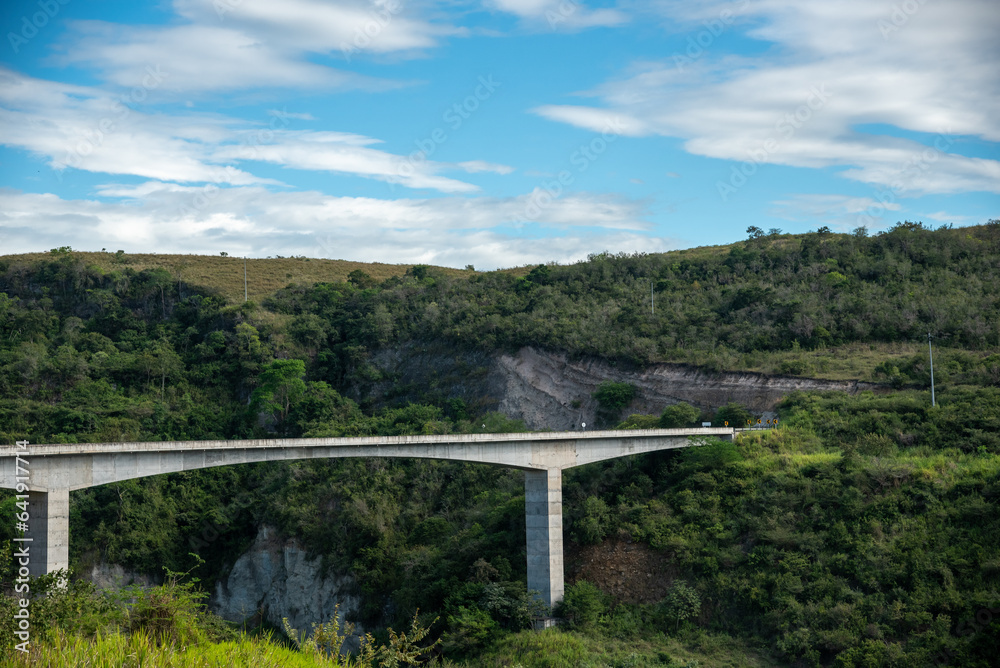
[1,428,733,610]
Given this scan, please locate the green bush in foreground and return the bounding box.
[0,570,442,668]
[556,581,608,630]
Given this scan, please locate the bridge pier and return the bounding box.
[26,489,70,578]
[525,469,564,611]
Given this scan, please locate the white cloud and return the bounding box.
[457,160,515,174]
[54,22,397,94]
[768,193,902,230]
[534,0,1000,197]
[213,130,484,192]
[532,105,647,136]
[922,210,973,224]
[176,0,459,54]
[52,0,468,94]
[487,0,628,30]
[0,185,665,269]
[268,110,316,121]
[0,68,266,185]
[0,69,506,193]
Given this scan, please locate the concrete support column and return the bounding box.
[26,489,70,578]
[525,468,563,611]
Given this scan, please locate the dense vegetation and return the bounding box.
[2,221,999,665]
[259,220,1000,369]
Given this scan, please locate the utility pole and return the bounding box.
[927,332,935,407]
[244,257,248,303]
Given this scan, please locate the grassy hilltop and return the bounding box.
[2,221,999,666]
[1,250,470,304]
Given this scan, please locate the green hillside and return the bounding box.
[2,221,999,666]
[0,249,469,305]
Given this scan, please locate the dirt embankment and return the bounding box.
[366,344,884,431]
[565,539,677,605]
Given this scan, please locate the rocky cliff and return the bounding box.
[366,344,883,430]
[211,526,361,638]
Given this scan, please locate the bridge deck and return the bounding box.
[0,427,735,457]
[2,427,737,607]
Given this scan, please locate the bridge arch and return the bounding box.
[2,428,733,611]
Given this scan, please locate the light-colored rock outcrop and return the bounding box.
[211,526,360,637]
[87,562,158,590]
[366,344,882,430]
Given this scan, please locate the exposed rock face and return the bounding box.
[211,526,360,637]
[87,562,158,590]
[366,344,884,431]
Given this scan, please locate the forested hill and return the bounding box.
[2,222,998,412]
[2,221,1000,666]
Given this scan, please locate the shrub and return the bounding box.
[660,402,700,428]
[660,582,701,631]
[778,359,812,376]
[573,496,611,545]
[618,414,660,429]
[443,606,497,656]
[682,438,742,471]
[556,581,608,630]
[593,382,636,412]
[713,402,753,427]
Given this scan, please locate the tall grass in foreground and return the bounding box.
[0,564,441,668]
[4,628,344,667]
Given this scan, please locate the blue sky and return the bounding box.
[1,0,997,269]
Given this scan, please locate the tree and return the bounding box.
[746,226,765,240]
[714,401,752,427]
[251,359,306,428]
[136,341,183,398]
[592,381,635,412]
[348,270,377,289]
[573,496,610,544]
[660,402,700,428]
[661,581,700,631]
[556,581,607,629]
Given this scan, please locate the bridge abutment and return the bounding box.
[525,468,564,611]
[26,489,70,578]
